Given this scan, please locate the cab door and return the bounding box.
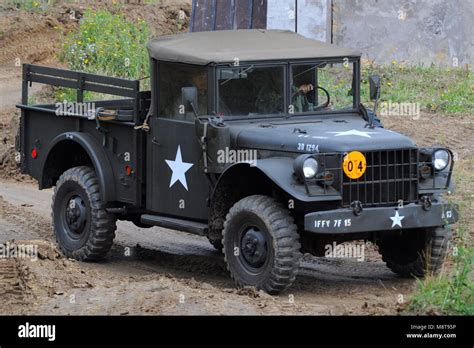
[146,62,211,221]
[148,117,210,220]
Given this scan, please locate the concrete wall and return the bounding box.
[332,0,474,68]
[191,0,473,68]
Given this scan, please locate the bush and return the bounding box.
[60,9,150,85]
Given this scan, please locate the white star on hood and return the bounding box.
[390,210,405,228]
[165,146,193,191]
[327,129,379,138]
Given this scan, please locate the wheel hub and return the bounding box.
[241,227,267,268]
[65,196,87,234]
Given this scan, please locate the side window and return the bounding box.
[158,62,208,119]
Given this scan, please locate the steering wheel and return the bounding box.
[313,86,331,111]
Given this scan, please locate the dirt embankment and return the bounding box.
[0,0,191,68]
[0,0,191,179]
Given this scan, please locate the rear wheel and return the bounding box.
[377,226,451,277]
[52,166,117,261]
[222,195,301,294]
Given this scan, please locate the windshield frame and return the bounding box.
[212,57,360,121]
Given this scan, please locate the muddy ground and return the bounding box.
[0,2,472,315]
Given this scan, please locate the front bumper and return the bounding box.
[304,202,458,234]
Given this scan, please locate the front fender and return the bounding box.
[252,157,341,202]
[40,132,116,202]
[214,158,341,203]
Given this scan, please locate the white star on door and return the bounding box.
[390,210,405,228]
[165,146,193,191]
[326,129,379,138]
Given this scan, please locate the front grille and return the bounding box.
[341,149,418,207]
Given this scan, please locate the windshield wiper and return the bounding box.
[294,61,327,79]
[220,65,255,86]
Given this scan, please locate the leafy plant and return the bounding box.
[59,9,150,101]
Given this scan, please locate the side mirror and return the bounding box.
[181,86,198,116]
[369,75,381,100]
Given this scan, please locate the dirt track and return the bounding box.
[0,180,417,315]
[0,3,472,315]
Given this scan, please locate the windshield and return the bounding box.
[215,60,356,117]
[216,65,285,116]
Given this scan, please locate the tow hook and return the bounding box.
[420,195,432,211]
[350,201,363,216]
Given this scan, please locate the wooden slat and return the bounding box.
[215,0,234,30]
[83,82,137,98]
[234,0,253,29]
[29,64,79,79]
[191,0,217,32]
[28,64,138,89]
[82,73,138,89]
[252,0,268,29]
[29,74,78,89]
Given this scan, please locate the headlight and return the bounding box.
[294,155,319,180]
[433,149,450,171]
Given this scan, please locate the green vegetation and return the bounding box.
[4,0,55,12]
[407,231,473,315]
[361,62,474,115]
[58,9,150,101]
[314,61,473,115]
[317,63,354,110]
[61,9,149,80]
[406,163,474,315]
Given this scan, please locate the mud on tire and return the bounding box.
[52,166,117,261]
[207,228,223,252]
[222,195,301,294]
[377,226,452,277]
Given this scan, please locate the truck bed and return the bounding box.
[16,64,151,207]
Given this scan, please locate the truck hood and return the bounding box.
[230,114,416,153]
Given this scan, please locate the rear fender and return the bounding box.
[39,132,116,202]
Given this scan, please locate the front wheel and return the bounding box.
[52,166,117,261]
[376,226,452,277]
[222,195,301,294]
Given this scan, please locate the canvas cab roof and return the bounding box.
[147,29,360,66]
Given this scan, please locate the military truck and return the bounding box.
[17,30,458,294]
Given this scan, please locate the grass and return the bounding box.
[361,62,474,115]
[310,62,473,115]
[407,230,474,315]
[406,161,474,315]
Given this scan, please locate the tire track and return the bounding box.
[0,258,26,308]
